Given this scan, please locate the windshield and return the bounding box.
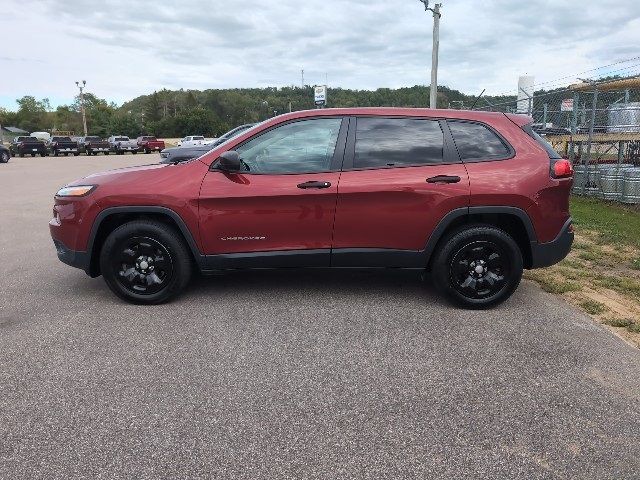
[53,137,71,141]
[86,136,101,141]
[115,137,129,141]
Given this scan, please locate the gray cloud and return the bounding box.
[1,0,639,109]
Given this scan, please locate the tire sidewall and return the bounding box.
[100,221,191,304]
[433,226,523,309]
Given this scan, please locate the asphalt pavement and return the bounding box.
[1,154,639,479]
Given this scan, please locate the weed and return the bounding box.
[579,299,607,315]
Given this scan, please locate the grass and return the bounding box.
[579,299,607,315]
[523,196,640,346]
[525,270,581,294]
[570,196,640,250]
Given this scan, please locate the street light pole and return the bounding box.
[419,1,442,109]
[75,80,88,136]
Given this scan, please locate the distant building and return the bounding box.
[0,126,29,144]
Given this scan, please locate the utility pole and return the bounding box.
[75,80,88,136]
[301,69,304,89]
[418,1,442,109]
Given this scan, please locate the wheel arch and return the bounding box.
[424,206,536,270]
[86,206,203,277]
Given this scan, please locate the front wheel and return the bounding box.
[0,151,9,163]
[431,225,523,309]
[100,220,192,304]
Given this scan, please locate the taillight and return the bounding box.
[551,159,573,179]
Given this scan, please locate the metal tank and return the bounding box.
[599,164,634,200]
[622,168,640,204]
[607,102,640,133]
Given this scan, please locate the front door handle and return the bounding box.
[297,181,332,189]
[426,175,461,184]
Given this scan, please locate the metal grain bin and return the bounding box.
[622,168,640,204]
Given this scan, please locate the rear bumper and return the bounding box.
[52,238,91,274]
[530,217,574,268]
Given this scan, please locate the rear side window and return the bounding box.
[522,124,561,159]
[354,118,443,168]
[448,121,511,161]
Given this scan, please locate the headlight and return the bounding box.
[55,185,96,197]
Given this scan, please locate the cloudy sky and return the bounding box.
[1,0,639,110]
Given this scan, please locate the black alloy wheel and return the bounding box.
[431,225,523,309]
[449,240,508,300]
[100,220,192,304]
[111,236,174,296]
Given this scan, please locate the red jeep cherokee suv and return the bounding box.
[50,108,573,308]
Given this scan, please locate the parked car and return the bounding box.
[0,144,10,163]
[177,135,208,147]
[137,136,165,153]
[81,136,111,155]
[50,108,573,306]
[10,136,48,157]
[49,136,80,156]
[160,124,255,164]
[108,136,139,155]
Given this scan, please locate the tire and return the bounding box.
[116,150,122,155]
[431,225,523,309]
[0,151,9,163]
[132,150,137,154]
[103,151,109,155]
[19,152,24,158]
[145,148,150,154]
[100,220,192,304]
[31,153,35,157]
[74,152,80,156]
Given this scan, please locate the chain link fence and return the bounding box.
[473,76,640,204]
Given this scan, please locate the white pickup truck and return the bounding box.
[108,136,140,155]
[177,135,216,147]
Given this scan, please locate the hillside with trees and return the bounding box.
[2,84,518,138]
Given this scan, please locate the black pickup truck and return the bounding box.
[80,136,110,155]
[49,136,80,156]
[9,136,48,157]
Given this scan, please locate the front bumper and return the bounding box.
[52,238,90,273]
[530,217,574,268]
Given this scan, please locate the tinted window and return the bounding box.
[354,118,443,168]
[236,118,342,174]
[448,121,510,160]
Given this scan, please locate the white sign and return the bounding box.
[561,98,574,112]
[314,85,327,105]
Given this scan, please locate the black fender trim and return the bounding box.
[422,205,539,266]
[86,206,206,276]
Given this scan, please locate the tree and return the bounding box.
[109,113,142,138]
[15,96,51,132]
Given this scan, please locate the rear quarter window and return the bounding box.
[448,121,511,161]
[522,124,561,159]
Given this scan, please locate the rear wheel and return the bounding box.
[431,225,523,309]
[0,151,9,163]
[100,220,192,304]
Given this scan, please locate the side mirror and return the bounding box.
[218,150,241,172]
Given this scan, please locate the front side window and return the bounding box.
[354,117,444,169]
[448,121,511,161]
[236,118,342,174]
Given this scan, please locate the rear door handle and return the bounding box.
[426,175,461,184]
[297,181,332,189]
